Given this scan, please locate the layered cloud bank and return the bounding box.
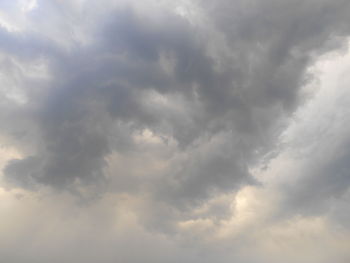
[1,0,350,262]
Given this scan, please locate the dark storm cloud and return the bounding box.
[2,0,350,219]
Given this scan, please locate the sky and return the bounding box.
[1,0,350,262]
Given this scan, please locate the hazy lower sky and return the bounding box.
[1,0,350,262]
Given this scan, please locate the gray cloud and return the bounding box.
[272,64,350,219]
[1,0,350,242]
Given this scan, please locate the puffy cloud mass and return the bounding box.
[1,0,350,262]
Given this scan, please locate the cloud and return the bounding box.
[1,0,350,262]
[1,0,348,198]
[261,48,350,218]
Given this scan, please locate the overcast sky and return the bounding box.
[1,0,350,262]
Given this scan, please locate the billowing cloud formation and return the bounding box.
[1,0,350,262]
